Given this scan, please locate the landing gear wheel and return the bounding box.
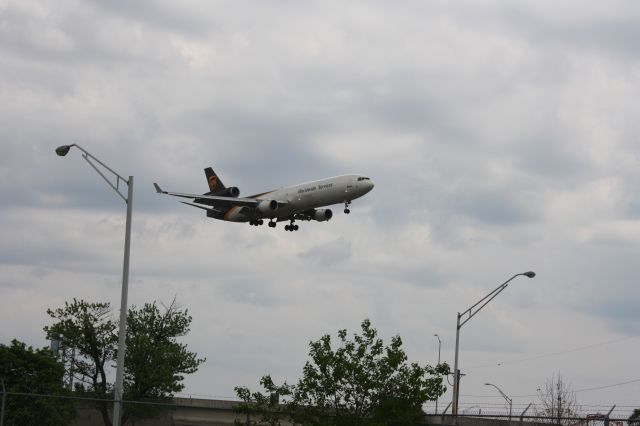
[344,208,350,214]
[285,225,290,231]
[294,225,299,231]
[258,219,264,225]
[269,221,276,228]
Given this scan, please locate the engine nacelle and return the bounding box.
[214,186,240,197]
[257,199,278,216]
[226,186,240,198]
[312,208,333,222]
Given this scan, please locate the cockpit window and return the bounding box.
[357,177,370,181]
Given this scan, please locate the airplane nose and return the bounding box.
[366,179,374,192]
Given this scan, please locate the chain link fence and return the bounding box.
[1,391,638,426]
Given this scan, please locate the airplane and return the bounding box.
[153,167,374,231]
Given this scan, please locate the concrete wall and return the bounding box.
[73,398,244,426]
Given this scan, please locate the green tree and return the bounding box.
[235,319,450,425]
[122,299,205,424]
[629,409,640,426]
[0,339,75,426]
[44,299,116,425]
[44,298,205,426]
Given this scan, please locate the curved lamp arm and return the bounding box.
[56,144,130,203]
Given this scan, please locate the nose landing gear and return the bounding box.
[344,200,351,214]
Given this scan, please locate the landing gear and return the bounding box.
[249,219,264,226]
[284,220,299,232]
[344,200,351,214]
[268,220,276,228]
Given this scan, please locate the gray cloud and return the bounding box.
[1,0,639,407]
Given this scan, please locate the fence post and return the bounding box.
[605,405,616,426]
[520,403,532,426]
[1,378,5,426]
[442,401,452,425]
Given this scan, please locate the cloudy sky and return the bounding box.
[1,0,639,416]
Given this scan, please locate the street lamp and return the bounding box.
[434,333,441,414]
[56,144,133,426]
[451,271,535,424]
[485,383,512,424]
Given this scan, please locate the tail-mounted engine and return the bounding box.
[213,186,240,198]
[312,208,333,222]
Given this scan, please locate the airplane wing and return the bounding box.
[154,183,259,207]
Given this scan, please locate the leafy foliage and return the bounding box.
[629,409,640,426]
[122,299,206,422]
[44,299,116,425]
[0,339,75,426]
[235,319,450,425]
[44,298,205,426]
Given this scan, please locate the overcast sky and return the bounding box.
[1,0,639,417]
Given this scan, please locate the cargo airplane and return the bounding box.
[154,167,374,231]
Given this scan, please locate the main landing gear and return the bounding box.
[249,219,264,226]
[344,200,351,214]
[284,220,299,232]
[268,220,276,228]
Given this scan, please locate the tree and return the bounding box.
[122,299,206,423]
[536,373,579,424]
[44,298,205,426]
[629,409,640,426]
[44,299,117,425]
[235,319,450,425]
[0,339,75,426]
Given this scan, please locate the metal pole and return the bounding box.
[452,314,461,424]
[509,399,513,426]
[435,334,441,414]
[1,378,6,426]
[450,272,535,425]
[112,176,133,426]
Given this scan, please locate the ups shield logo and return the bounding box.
[208,175,218,191]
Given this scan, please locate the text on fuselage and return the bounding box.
[298,183,333,194]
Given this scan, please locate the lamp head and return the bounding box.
[55,145,72,156]
[523,271,536,278]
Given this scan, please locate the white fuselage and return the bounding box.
[224,174,374,222]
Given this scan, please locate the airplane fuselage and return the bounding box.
[215,174,373,222]
[154,168,374,231]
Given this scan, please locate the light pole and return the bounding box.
[56,144,133,426]
[451,271,535,424]
[434,333,441,414]
[485,382,512,425]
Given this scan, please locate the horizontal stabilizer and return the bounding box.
[180,201,222,212]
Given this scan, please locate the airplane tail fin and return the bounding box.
[204,167,226,193]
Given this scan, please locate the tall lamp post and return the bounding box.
[434,333,441,414]
[485,382,512,425]
[55,144,133,426]
[451,271,535,424]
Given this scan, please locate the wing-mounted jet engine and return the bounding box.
[312,208,333,222]
[257,199,278,216]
